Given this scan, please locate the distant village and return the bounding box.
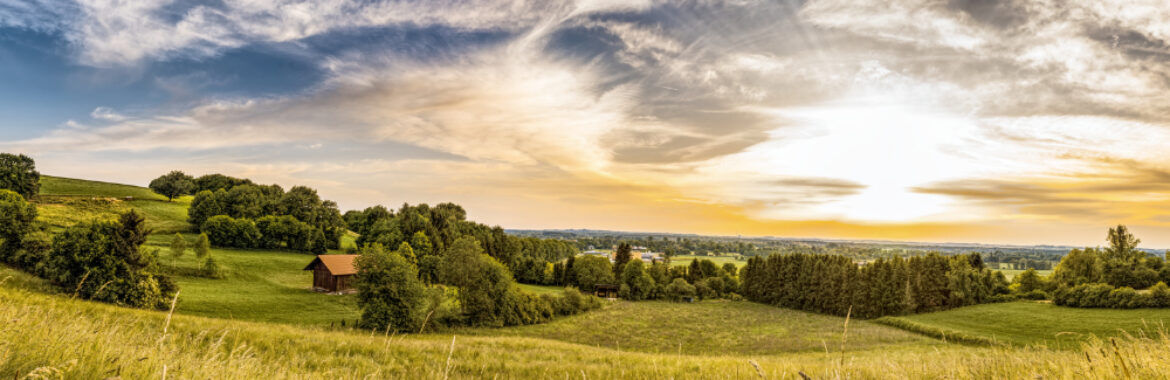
[580,245,663,263]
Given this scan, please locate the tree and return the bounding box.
[397,242,417,265]
[1014,268,1044,293]
[201,215,260,248]
[1105,225,1142,262]
[0,190,37,260]
[355,244,428,332]
[149,171,196,202]
[169,233,187,260]
[614,242,632,278]
[0,153,40,199]
[664,278,696,302]
[618,260,655,300]
[438,237,516,327]
[722,263,738,277]
[194,173,253,193]
[411,231,433,257]
[195,233,211,258]
[570,255,614,291]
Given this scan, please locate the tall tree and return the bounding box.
[0,153,40,199]
[1105,225,1142,262]
[355,244,428,332]
[169,233,187,260]
[194,233,211,258]
[149,171,196,202]
[613,242,632,278]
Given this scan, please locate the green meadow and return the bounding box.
[668,254,746,269]
[877,301,1170,349]
[9,176,1170,378]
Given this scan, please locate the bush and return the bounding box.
[201,215,260,248]
[201,256,223,279]
[45,211,176,309]
[1054,283,1155,309]
[0,189,38,261]
[547,287,602,316]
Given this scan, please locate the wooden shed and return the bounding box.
[593,284,619,299]
[303,254,359,293]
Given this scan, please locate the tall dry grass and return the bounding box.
[5,286,1170,379]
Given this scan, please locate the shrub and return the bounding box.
[201,256,223,279]
[0,189,37,261]
[201,215,260,248]
[45,211,176,309]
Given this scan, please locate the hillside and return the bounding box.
[11,176,1170,379]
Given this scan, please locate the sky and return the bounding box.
[2,0,1170,247]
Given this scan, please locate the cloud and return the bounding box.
[89,106,125,121]
[7,0,1170,246]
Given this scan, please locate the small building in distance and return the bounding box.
[303,254,359,294]
[594,284,619,299]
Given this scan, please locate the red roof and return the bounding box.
[303,254,358,276]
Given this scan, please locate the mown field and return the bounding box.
[669,254,746,270]
[469,300,938,355]
[996,269,1053,281]
[877,301,1170,349]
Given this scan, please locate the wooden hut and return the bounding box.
[303,254,359,293]
[593,284,619,299]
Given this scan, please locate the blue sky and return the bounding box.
[2,0,1170,246]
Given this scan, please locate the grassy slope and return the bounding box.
[879,301,1170,348]
[33,176,360,326]
[468,300,938,355]
[36,176,193,234]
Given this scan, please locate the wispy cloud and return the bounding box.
[4,0,1170,245]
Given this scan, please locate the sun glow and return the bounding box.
[696,101,987,223]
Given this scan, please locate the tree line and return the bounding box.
[345,203,578,286]
[740,252,1009,319]
[1009,225,1170,309]
[152,171,348,253]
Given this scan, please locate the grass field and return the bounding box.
[469,300,938,355]
[996,269,1053,281]
[142,234,361,326]
[668,254,746,270]
[35,176,194,234]
[878,301,1170,349]
[10,284,1170,379]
